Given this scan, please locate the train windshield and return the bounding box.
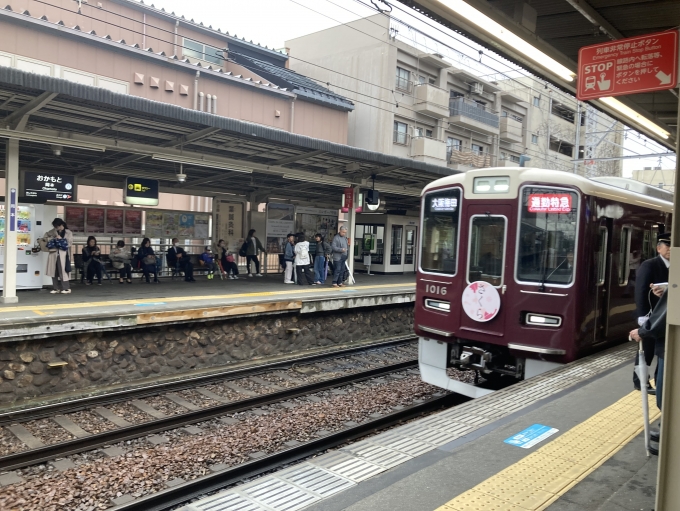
[421,188,461,274]
[516,187,579,286]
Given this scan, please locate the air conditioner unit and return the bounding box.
[470,82,484,95]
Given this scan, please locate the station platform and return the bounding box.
[183,343,659,511]
[0,274,415,341]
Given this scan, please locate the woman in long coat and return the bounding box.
[138,238,159,283]
[44,218,73,294]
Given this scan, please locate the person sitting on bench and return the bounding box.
[167,238,195,282]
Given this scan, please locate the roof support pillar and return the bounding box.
[656,94,680,510]
[1,138,19,303]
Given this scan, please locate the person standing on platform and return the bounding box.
[312,233,331,285]
[283,233,295,284]
[630,286,668,456]
[632,232,671,393]
[82,236,104,286]
[331,226,349,288]
[245,229,266,277]
[44,218,73,294]
[294,234,314,285]
[111,240,133,284]
[139,238,159,284]
[168,238,195,282]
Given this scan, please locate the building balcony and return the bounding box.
[500,116,523,143]
[448,148,492,169]
[413,83,450,119]
[412,136,447,164]
[449,97,499,136]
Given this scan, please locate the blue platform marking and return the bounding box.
[504,424,559,449]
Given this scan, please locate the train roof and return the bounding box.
[422,167,673,212]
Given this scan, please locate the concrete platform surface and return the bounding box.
[181,343,658,511]
[0,274,415,340]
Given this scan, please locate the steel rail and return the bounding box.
[0,336,416,425]
[0,358,418,471]
[113,393,461,511]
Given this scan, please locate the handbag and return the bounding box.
[143,254,156,266]
[65,254,72,274]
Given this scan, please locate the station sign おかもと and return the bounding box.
[577,30,678,100]
[124,177,159,206]
[22,171,75,201]
[528,194,572,214]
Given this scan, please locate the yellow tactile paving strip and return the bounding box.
[436,391,660,511]
[0,282,414,314]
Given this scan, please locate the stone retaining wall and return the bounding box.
[0,304,414,404]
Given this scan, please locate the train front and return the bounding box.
[415,169,580,398]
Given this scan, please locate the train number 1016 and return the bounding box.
[425,284,447,296]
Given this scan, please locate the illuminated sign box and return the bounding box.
[431,197,458,212]
[124,177,159,206]
[22,171,76,202]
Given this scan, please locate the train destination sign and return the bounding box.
[577,30,678,100]
[23,171,75,201]
[528,194,572,214]
[430,197,458,212]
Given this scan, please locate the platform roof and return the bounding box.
[395,0,679,151]
[0,67,455,210]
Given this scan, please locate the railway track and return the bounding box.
[0,339,419,472]
[117,392,459,511]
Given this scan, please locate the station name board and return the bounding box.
[528,194,572,214]
[23,171,75,201]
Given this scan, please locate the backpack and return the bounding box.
[239,241,248,258]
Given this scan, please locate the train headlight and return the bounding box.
[526,313,562,327]
[474,176,510,194]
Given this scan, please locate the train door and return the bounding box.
[594,218,613,342]
[404,226,417,273]
[459,205,512,337]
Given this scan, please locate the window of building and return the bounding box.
[471,144,484,156]
[418,75,427,84]
[509,154,521,163]
[549,137,574,157]
[450,90,464,98]
[531,134,539,144]
[428,77,436,85]
[393,121,408,144]
[473,100,487,109]
[182,38,222,65]
[533,96,540,107]
[414,126,424,138]
[551,102,576,124]
[396,67,410,91]
[446,137,461,161]
[425,129,433,138]
[391,225,403,265]
[354,224,384,264]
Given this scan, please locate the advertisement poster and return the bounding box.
[65,207,85,233]
[163,212,179,237]
[145,211,163,238]
[178,213,195,238]
[105,209,124,234]
[124,210,142,235]
[266,203,295,254]
[85,208,105,233]
[194,214,210,239]
[295,206,338,242]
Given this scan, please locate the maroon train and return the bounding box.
[415,167,672,398]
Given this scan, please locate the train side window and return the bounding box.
[596,227,608,286]
[618,226,632,286]
[421,188,461,275]
[467,215,506,287]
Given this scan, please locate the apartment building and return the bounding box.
[0,0,354,143]
[632,168,675,192]
[286,14,623,175]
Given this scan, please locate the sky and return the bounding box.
[148,0,675,176]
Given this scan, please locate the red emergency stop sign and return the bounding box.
[577,30,678,101]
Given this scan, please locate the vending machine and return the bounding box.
[0,203,56,290]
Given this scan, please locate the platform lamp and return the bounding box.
[366,174,381,211]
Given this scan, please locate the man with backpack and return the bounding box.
[312,233,331,285]
[283,233,295,284]
[293,234,314,285]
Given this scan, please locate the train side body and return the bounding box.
[415,168,672,396]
